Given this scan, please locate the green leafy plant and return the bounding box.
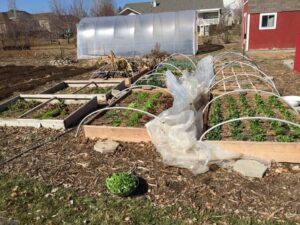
[136,92,149,102]
[126,92,162,127]
[105,172,138,196]
[237,93,267,141]
[276,135,295,142]
[207,99,222,140]
[0,99,39,117]
[157,59,196,78]
[136,77,165,88]
[225,96,245,140]
[32,100,67,119]
[268,96,300,141]
[106,111,121,127]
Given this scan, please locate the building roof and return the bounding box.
[248,0,300,13]
[33,12,54,20]
[121,0,224,15]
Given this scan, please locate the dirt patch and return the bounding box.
[0,45,77,66]
[0,127,299,221]
[247,51,300,96]
[197,44,224,54]
[0,65,95,101]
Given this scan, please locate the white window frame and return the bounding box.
[259,12,277,30]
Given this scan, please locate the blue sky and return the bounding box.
[0,0,150,13]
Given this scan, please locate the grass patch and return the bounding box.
[0,174,296,225]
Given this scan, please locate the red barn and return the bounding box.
[242,0,300,51]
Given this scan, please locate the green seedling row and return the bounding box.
[106,92,163,127]
[206,99,222,140]
[0,99,73,120]
[207,93,300,142]
[239,94,266,142]
[31,100,69,119]
[225,96,246,141]
[268,96,300,141]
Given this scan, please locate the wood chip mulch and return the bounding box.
[0,127,299,222]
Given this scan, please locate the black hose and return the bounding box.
[0,128,75,167]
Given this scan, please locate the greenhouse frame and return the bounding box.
[77,10,198,58]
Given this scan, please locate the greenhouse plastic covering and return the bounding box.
[77,10,197,58]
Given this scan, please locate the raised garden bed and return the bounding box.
[135,76,166,88]
[156,59,196,77]
[0,96,98,129]
[135,59,197,88]
[35,80,126,102]
[203,92,300,162]
[83,89,173,142]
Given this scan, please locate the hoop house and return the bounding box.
[77,10,198,58]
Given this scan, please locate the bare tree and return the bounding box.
[48,0,79,43]
[232,0,243,24]
[7,0,17,11]
[91,0,116,17]
[48,0,65,16]
[69,0,87,19]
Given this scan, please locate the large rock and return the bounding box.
[94,139,119,154]
[233,159,268,178]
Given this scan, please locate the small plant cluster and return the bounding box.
[254,94,290,142]
[135,76,165,88]
[0,99,39,118]
[268,96,300,141]
[31,101,68,119]
[157,59,196,77]
[225,96,246,140]
[106,92,163,127]
[167,59,196,72]
[105,172,138,196]
[239,94,266,141]
[207,93,300,142]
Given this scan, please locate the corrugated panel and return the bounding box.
[77,10,197,58]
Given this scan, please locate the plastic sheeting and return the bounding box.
[77,10,197,58]
[146,56,241,174]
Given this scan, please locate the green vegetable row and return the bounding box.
[207,93,300,142]
[107,92,163,127]
[207,99,222,140]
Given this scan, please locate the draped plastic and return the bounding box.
[77,10,197,58]
[146,56,241,174]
